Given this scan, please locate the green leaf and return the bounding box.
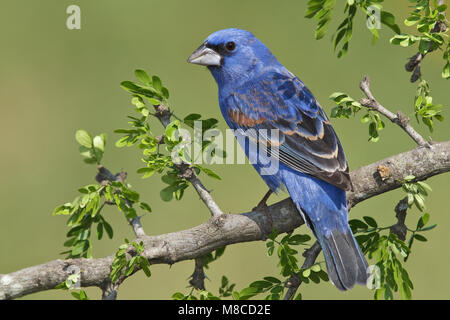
[413,194,425,211]
[442,61,450,79]
[288,234,311,245]
[161,87,170,99]
[310,264,321,272]
[361,113,370,123]
[122,188,140,202]
[263,276,281,284]
[302,268,311,277]
[238,287,259,300]
[417,181,432,192]
[137,167,155,179]
[93,135,105,152]
[103,220,114,239]
[419,39,432,54]
[196,165,222,180]
[135,69,152,85]
[417,212,430,229]
[349,219,368,230]
[249,280,272,289]
[160,186,175,202]
[268,228,278,241]
[165,120,180,141]
[420,224,437,232]
[71,291,86,300]
[121,80,142,92]
[75,130,93,148]
[381,11,401,34]
[139,202,152,213]
[161,174,179,185]
[270,285,283,294]
[71,240,88,256]
[184,113,202,121]
[318,270,329,281]
[141,261,151,277]
[53,204,72,216]
[363,216,378,228]
[404,16,420,27]
[96,223,104,240]
[148,98,161,106]
[125,207,138,220]
[152,76,162,92]
[437,4,447,12]
[329,92,348,101]
[172,292,185,300]
[414,234,427,242]
[315,18,332,40]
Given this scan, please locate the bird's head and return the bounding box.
[187,28,281,88]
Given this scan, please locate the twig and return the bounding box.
[96,165,146,238]
[153,104,223,218]
[189,257,206,290]
[100,243,144,300]
[190,174,223,217]
[404,1,447,82]
[100,279,118,300]
[390,198,409,241]
[178,166,223,217]
[153,103,172,128]
[283,241,322,300]
[359,75,429,147]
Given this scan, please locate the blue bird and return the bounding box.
[187,28,368,290]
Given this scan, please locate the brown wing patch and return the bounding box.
[228,109,266,127]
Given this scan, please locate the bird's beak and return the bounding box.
[187,43,222,66]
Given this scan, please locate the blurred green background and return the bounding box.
[0,0,449,300]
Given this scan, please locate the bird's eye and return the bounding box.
[225,41,236,51]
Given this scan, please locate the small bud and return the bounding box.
[410,65,421,83]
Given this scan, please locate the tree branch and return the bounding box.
[154,104,223,217]
[359,76,429,147]
[1,140,449,299]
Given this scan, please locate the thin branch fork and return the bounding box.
[153,103,223,288]
[96,165,146,238]
[95,165,146,299]
[153,103,223,218]
[177,165,223,217]
[359,76,429,147]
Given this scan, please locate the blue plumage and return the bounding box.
[188,28,368,290]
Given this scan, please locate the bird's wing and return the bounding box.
[223,71,352,191]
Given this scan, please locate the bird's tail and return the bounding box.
[314,224,368,290]
[282,168,368,290]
